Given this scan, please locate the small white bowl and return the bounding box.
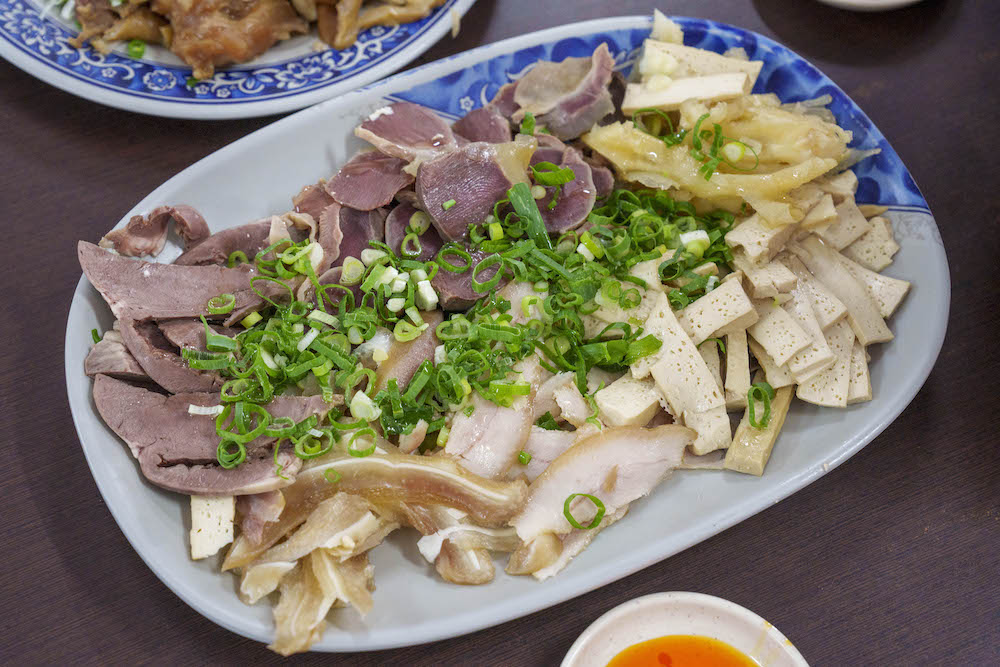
[815,0,924,11]
[561,592,809,667]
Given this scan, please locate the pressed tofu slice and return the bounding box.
[748,339,795,389]
[814,196,874,250]
[190,495,235,560]
[594,373,664,427]
[795,319,855,408]
[800,194,838,230]
[815,170,858,202]
[835,252,911,318]
[643,40,764,87]
[847,341,873,404]
[725,213,799,266]
[724,372,795,476]
[641,292,726,414]
[842,215,900,271]
[683,405,732,455]
[782,282,837,383]
[746,298,813,367]
[789,235,893,346]
[741,261,798,299]
[622,73,752,114]
[777,254,847,329]
[698,339,724,389]
[677,272,758,344]
[724,329,752,410]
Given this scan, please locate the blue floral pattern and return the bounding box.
[390,18,927,209]
[0,0,458,104]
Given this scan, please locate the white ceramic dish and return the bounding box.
[815,0,924,11]
[64,15,949,653]
[562,592,808,667]
[0,0,475,119]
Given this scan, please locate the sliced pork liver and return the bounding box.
[79,241,284,325]
[174,220,271,266]
[416,140,534,242]
[157,319,239,352]
[292,181,336,220]
[514,43,615,141]
[92,375,332,495]
[355,102,458,162]
[533,147,596,234]
[452,106,512,144]
[432,249,508,311]
[100,205,210,258]
[325,151,414,211]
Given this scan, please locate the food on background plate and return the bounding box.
[79,10,909,654]
[61,0,447,79]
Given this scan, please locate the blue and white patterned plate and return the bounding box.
[65,16,948,652]
[0,0,476,118]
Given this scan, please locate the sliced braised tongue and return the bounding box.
[157,318,239,352]
[118,318,222,394]
[325,151,414,211]
[92,375,333,495]
[100,205,210,258]
[416,139,535,242]
[452,106,512,144]
[355,102,458,162]
[79,241,285,325]
[514,43,615,141]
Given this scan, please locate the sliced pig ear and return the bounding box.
[325,150,414,211]
[100,205,211,258]
[355,101,458,162]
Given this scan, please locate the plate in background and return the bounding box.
[64,15,949,652]
[0,0,475,118]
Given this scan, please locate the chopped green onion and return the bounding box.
[90,328,101,344]
[563,493,606,530]
[530,161,575,187]
[186,76,200,87]
[227,251,248,267]
[508,182,553,250]
[699,337,726,354]
[127,39,145,59]
[408,211,431,234]
[307,309,339,327]
[747,381,776,428]
[436,426,450,447]
[471,254,503,293]
[240,311,263,328]
[340,257,365,285]
[518,450,532,465]
[324,468,341,484]
[488,222,504,241]
[519,111,536,136]
[394,320,426,342]
[347,427,377,457]
[437,244,472,273]
[535,411,562,430]
[442,199,457,211]
[206,293,236,314]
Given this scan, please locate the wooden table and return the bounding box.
[2,1,997,663]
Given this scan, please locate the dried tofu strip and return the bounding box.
[724,372,794,476]
[789,235,893,345]
[795,319,855,407]
[739,261,797,299]
[814,170,858,202]
[748,339,795,389]
[622,73,752,114]
[594,373,664,427]
[190,495,234,560]
[699,340,724,389]
[725,213,799,266]
[835,252,910,318]
[642,40,764,86]
[683,406,732,454]
[679,448,726,470]
[815,196,873,250]
[678,272,758,344]
[800,193,837,230]
[782,282,836,383]
[777,254,847,329]
[847,341,872,404]
[842,216,899,271]
[724,329,752,410]
[747,298,812,367]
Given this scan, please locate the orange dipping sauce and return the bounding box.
[606,634,758,667]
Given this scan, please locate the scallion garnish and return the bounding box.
[563,493,606,530]
[442,199,457,211]
[206,293,236,315]
[127,39,145,59]
[518,450,532,465]
[519,111,536,136]
[90,328,101,344]
[747,381,776,428]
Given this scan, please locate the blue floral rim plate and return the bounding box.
[0,0,476,119]
[64,15,946,652]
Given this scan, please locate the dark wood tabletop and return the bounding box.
[2,0,997,664]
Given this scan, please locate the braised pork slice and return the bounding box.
[325,151,414,211]
[355,102,459,163]
[100,205,210,258]
[151,0,308,79]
